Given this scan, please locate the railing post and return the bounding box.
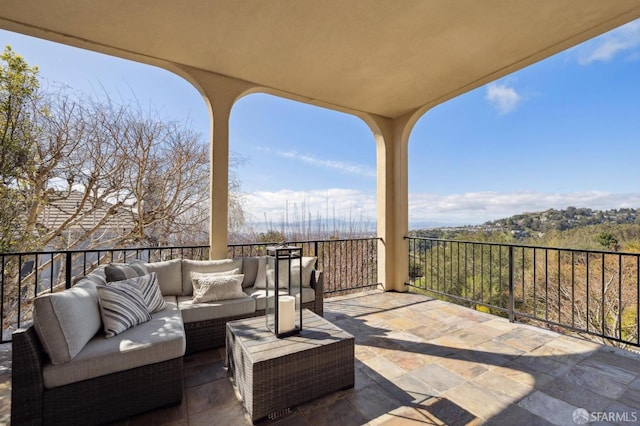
[508,246,514,323]
[65,251,72,289]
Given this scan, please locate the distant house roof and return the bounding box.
[38,191,136,233]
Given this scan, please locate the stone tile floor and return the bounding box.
[2,290,640,425]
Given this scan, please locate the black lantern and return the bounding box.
[265,245,303,338]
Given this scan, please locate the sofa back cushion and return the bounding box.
[105,262,148,282]
[79,265,107,287]
[240,256,261,288]
[144,258,182,296]
[299,257,318,287]
[33,279,102,365]
[181,258,243,295]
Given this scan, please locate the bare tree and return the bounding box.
[0,47,247,334]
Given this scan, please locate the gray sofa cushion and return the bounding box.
[246,286,316,311]
[145,258,182,296]
[33,279,102,365]
[240,256,261,288]
[299,257,318,287]
[181,258,243,295]
[80,265,107,286]
[163,295,178,305]
[104,262,148,282]
[42,303,185,388]
[177,295,256,323]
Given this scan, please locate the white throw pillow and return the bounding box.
[181,258,243,295]
[265,268,291,289]
[192,274,246,303]
[264,257,317,288]
[190,268,240,294]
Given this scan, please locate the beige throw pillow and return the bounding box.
[190,268,240,294]
[181,258,243,295]
[192,274,246,303]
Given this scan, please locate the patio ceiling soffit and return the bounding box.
[1,1,640,119]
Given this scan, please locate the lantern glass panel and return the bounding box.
[265,245,303,337]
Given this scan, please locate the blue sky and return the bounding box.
[2,19,640,228]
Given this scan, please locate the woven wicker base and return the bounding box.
[185,301,317,354]
[11,327,184,425]
[43,357,183,425]
[226,310,355,424]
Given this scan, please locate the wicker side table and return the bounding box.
[226,309,355,423]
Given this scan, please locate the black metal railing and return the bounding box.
[0,245,210,341]
[406,236,640,347]
[228,237,380,294]
[0,237,380,342]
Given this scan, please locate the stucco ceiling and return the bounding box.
[2,1,640,118]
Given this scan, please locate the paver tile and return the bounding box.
[517,391,580,426]
[4,290,640,425]
[443,381,511,420]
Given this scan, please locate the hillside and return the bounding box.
[485,207,639,235]
[410,207,640,251]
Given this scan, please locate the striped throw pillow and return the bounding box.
[131,272,166,313]
[97,280,152,338]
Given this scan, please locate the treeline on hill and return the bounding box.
[411,207,640,253]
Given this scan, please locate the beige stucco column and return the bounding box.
[364,111,421,292]
[174,67,255,259]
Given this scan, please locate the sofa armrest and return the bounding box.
[12,326,47,426]
[310,270,324,317]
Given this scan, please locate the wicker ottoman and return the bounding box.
[226,309,355,423]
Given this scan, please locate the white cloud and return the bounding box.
[242,188,640,228]
[485,82,521,115]
[578,19,640,65]
[409,191,640,225]
[260,147,376,178]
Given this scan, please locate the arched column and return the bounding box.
[363,110,423,292]
[173,67,256,259]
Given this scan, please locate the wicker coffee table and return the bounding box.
[226,309,355,423]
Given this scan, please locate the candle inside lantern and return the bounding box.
[278,295,295,334]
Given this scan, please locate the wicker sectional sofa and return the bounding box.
[11,256,324,425]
